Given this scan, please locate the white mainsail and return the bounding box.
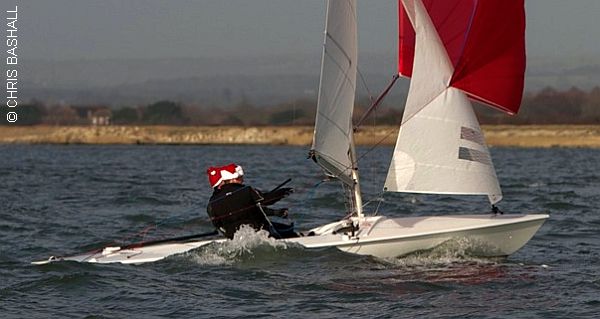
[311,0,358,187]
[384,0,502,204]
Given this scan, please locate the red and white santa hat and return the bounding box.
[206,163,244,188]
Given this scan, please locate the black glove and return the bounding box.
[261,187,294,206]
[278,187,294,197]
[263,207,289,218]
[276,208,289,218]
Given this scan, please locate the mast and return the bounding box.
[349,131,363,217]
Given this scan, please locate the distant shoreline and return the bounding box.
[1,125,600,148]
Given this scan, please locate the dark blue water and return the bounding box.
[1,145,599,318]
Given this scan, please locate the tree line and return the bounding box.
[2,86,600,126]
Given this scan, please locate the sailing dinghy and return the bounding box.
[33,0,547,265]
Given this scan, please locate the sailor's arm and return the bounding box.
[259,187,294,206]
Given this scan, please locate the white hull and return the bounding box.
[295,214,548,258]
[33,213,548,265]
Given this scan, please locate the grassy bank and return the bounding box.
[1,125,600,147]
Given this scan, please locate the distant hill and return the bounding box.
[526,56,600,91]
[21,54,600,107]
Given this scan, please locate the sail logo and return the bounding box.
[458,126,492,165]
[458,147,492,166]
[5,5,18,123]
[460,126,486,146]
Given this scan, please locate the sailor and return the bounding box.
[206,163,298,239]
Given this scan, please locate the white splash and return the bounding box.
[191,225,288,265]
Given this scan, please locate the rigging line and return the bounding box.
[137,210,204,241]
[357,67,374,102]
[355,126,398,164]
[74,208,210,260]
[359,189,386,214]
[342,182,354,216]
[361,191,384,208]
[354,74,400,131]
[150,213,219,241]
[374,195,384,216]
[75,222,160,261]
[123,230,220,250]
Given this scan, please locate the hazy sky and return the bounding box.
[17,0,600,61]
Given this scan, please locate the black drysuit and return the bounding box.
[206,183,296,239]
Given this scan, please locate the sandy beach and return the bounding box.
[1,125,600,147]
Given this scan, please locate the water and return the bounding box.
[1,145,599,318]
